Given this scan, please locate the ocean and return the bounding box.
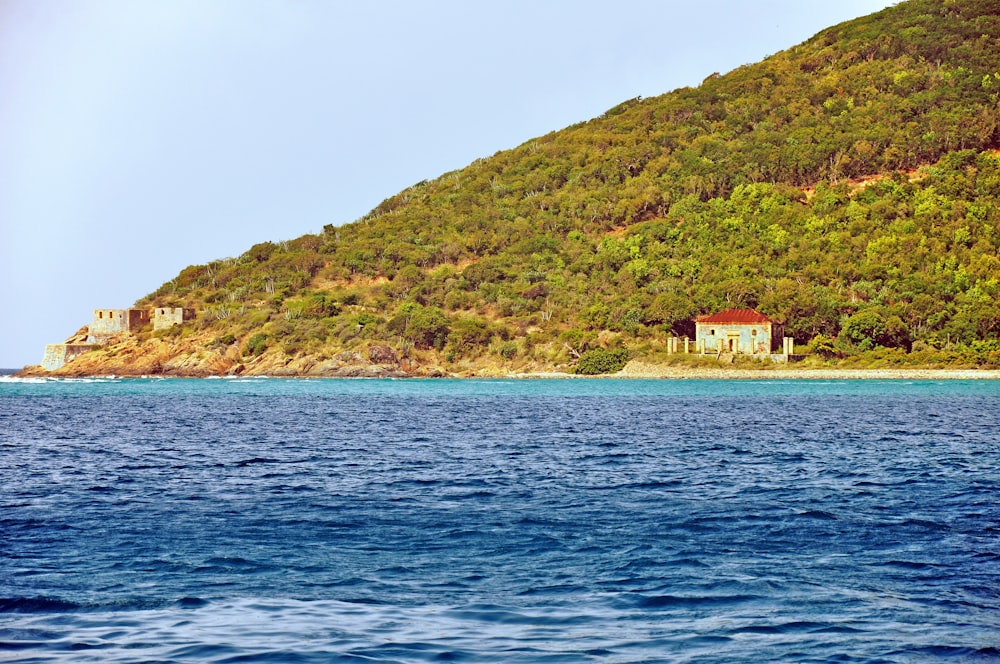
[1,377,998,662]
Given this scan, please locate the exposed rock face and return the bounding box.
[65,326,91,345]
[19,316,491,378]
[336,351,363,364]
[368,345,398,365]
[19,332,421,378]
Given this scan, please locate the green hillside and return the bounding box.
[137,0,1000,371]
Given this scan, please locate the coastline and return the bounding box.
[14,363,1000,381]
[20,323,1000,382]
[10,360,1000,380]
[606,361,1000,380]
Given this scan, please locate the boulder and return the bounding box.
[367,344,398,365]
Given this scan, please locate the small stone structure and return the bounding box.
[41,344,95,371]
[153,307,196,330]
[87,309,150,343]
[40,305,196,370]
[695,308,778,355]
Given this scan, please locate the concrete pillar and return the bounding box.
[783,336,794,356]
[684,337,690,354]
[667,337,674,355]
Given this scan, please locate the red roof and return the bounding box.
[696,308,772,324]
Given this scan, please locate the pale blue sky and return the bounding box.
[0,1,895,368]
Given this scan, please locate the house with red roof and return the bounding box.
[694,308,782,355]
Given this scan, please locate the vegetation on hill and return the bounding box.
[130,0,1000,373]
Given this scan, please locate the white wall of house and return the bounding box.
[695,322,772,354]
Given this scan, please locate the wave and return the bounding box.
[1,595,996,662]
[630,593,763,609]
[893,645,1000,659]
[236,457,282,467]
[0,597,80,613]
[176,597,209,608]
[0,376,48,383]
[0,376,122,384]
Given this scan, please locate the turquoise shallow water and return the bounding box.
[2,378,999,662]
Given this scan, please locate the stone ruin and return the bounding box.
[152,307,196,331]
[40,307,197,370]
[88,309,150,344]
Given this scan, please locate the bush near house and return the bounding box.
[575,348,630,375]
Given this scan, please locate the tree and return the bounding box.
[881,315,912,351]
[841,310,887,351]
[842,310,912,351]
[388,302,451,350]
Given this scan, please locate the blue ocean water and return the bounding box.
[1,377,999,663]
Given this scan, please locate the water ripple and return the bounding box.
[2,379,1000,661]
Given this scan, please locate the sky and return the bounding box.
[0,0,897,368]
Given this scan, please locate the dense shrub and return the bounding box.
[243,333,269,357]
[575,347,630,375]
[807,333,839,358]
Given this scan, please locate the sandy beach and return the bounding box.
[513,362,1000,380]
[606,361,1000,380]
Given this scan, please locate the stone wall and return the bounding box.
[87,309,149,343]
[41,344,94,371]
[153,307,196,330]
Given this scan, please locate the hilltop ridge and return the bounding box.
[24,0,1000,376]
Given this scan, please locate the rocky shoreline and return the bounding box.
[16,358,1000,381]
[21,311,1000,381]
